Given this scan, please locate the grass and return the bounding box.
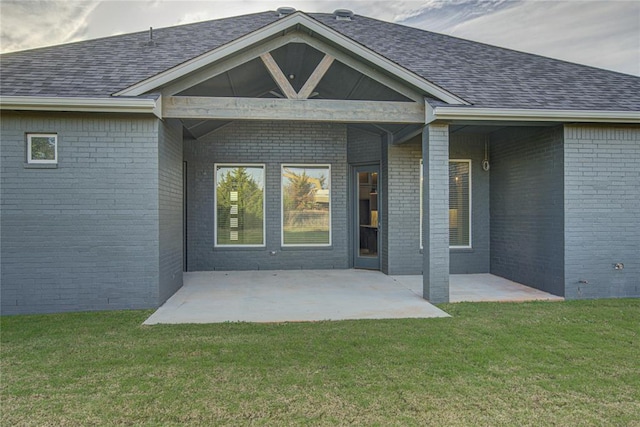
[1,300,639,426]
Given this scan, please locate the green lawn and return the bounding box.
[2,300,639,426]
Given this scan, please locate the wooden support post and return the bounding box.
[260,52,298,100]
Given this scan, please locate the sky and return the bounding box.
[1,0,638,76]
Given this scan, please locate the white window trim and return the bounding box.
[213,163,266,248]
[449,159,472,249]
[420,159,472,249]
[281,164,332,247]
[27,133,57,164]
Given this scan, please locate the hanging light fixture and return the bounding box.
[482,142,491,171]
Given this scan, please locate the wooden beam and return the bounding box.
[297,33,425,103]
[163,96,425,124]
[297,54,335,99]
[260,52,298,100]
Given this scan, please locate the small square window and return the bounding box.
[27,133,57,164]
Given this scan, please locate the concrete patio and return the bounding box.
[144,270,562,324]
[395,273,564,303]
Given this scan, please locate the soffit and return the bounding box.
[174,41,413,102]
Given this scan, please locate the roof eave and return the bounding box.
[426,104,640,124]
[0,96,161,118]
[113,12,468,105]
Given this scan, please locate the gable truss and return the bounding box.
[116,12,467,105]
[260,51,335,100]
[160,31,425,103]
[161,31,426,125]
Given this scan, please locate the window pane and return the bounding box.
[215,165,264,246]
[449,161,470,246]
[30,135,56,161]
[282,165,330,245]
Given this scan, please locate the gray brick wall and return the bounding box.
[158,119,184,303]
[449,133,490,274]
[383,132,489,275]
[347,127,382,164]
[422,124,450,303]
[1,112,161,314]
[564,125,640,299]
[386,135,422,274]
[490,126,565,296]
[184,121,349,270]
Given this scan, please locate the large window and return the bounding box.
[27,133,57,164]
[282,165,331,246]
[214,164,265,247]
[420,159,471,248]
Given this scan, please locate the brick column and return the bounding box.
[422,123,450,303]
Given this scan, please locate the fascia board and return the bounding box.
[113,12,467,105]
[427,105,640,124]
[0,96,160,118]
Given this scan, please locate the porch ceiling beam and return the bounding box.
[297,54,335,99]
[185,119,210,131]
[196,121,235,140]
[391,124,424,145]
[372,124,393,135]
[260,52,298,99]
[163,96,425,124]
[349,123,388,136]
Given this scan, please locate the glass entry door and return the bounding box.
[354,165,380,269]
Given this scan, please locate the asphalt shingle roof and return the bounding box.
[1,11,638,111]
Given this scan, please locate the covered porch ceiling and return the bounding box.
[177,43,412,102]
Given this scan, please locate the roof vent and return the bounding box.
[146,27,156,47]
[333,9,354,21]
[277,7,296,17]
